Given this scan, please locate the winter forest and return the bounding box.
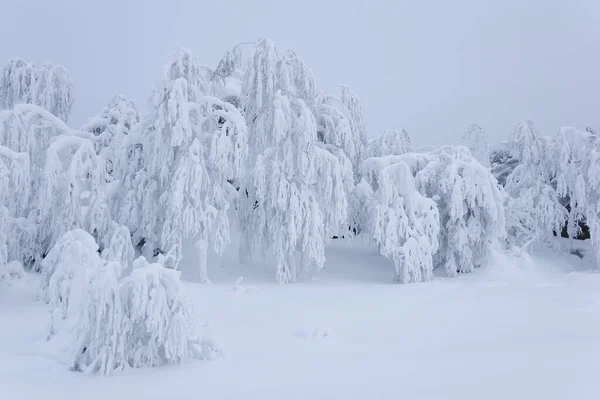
[1,37,599,387]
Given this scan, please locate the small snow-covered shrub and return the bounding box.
[42,230,205,375]
[119,257,199,368]
[68,262,126,375]
[40,229,105,335]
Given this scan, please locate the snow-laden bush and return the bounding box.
[119,257,200,368]
[68,261,125,374]
[363,146,505,278]
[366,161,440,283]
[40,229,105,336]
[71,257,208,374]
[42,230,208,375]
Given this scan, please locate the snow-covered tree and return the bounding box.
[239,91,347,283]
[241,38,288,160]
[490,141,519,186]
[584,141,600,267]
[81,95,140,182]
[241,39,322,153]
[37,135,107,257]
[554,127,594,244]
[460,124,490,167]
[340,86,367,158]
[316,90,367,176]
[210,43,248,110]
[0,144,35,269]
[0,58,74,121]
[213,44,244,83]
[313,85,367,238]
[0,145,30,217]
[133,48,247,281]
[111,128,145,241]
[411,146,505,276]
[0,206,8,271]
[365,146,505,277]
[317,142,355,237]
[0,105,96,262]
[366,161,440,283]
[281,49,316,111]
[1,112,101,269]
[366,128,412,158]
[361,154,407,190]
[504,120,566,246]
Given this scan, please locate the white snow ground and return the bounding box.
[1,238,600,399]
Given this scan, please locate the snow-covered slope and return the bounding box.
[1,238,600,399]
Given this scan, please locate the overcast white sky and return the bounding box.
[0,0,597,146]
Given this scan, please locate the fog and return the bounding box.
[0,0,597,146]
